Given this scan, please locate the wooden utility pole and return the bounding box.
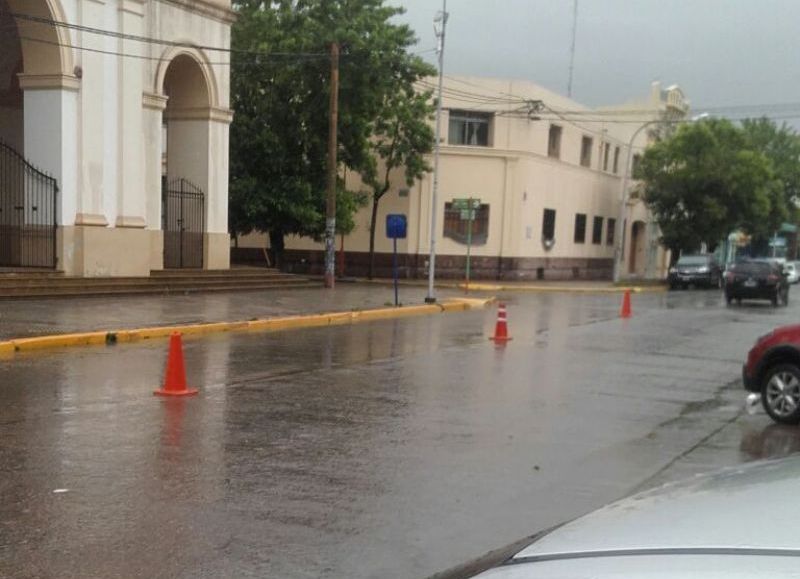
[324,42,340,289]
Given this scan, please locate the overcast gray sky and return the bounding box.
[394,0,800,115]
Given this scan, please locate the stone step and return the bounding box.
[0,274,303,289]
[0,280,319,299]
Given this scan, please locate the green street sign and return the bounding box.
[452,197,481,211]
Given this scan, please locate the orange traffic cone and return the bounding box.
[154,333,198,397]
[620,289,632,319]
[490,303,513,343]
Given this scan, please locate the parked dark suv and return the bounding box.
[725,260,789,306]
[668,254,723,289]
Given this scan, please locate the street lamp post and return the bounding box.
[612,113,708,284]
[612,120,659,284]
[426,0,448,304]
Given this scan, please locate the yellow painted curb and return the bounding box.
[0,297,492,356]
[459,283,666,294]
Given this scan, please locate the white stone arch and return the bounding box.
[154,45,219,110]
[154,45,231,269]
[7,0,74,78]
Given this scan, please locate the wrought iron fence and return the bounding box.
[163,178,205,269]
[0,141,58,269]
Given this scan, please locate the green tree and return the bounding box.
[741,117,800,237]
[229,0,431,266]
[362,84,435,279]
[639,119,779,259]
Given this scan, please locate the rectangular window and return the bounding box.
[542,208,556,241]
[448,110,492,146]
[548,125,562,159]
[607,218,616,246]
[632,153,642,176]
[592,216,603,245]
[574,213,587,243]
[580,136,593,167]
[603,143,610,171]
[613,146,620,174]
[443,201,490,244]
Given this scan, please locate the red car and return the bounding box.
[743,324,800,424]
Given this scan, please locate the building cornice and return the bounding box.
[157,0,236,24]
[437,145,623,181]
[142,92,169,111]
[115,216,147,229]
[119,0,146,17]
[18,74,80,92]
[164,106,234,124]
[75,213,109,227]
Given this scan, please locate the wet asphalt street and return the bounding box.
[1,288,799,578]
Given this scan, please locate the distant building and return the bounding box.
[0,0,233,276]
[235,77,689,282]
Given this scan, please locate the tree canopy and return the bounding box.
[229,0,434,262]
[638,117,798,257]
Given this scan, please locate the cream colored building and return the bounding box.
[0,0,233,276]
[236,77,688,281]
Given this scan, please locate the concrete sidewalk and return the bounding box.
[0,284,464,341]
[344,277,667,293]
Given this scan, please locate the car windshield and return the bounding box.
[676,256,708,266]
[731,262,773,275]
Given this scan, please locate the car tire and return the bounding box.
[761,364,800,425]
[736,298,742,305]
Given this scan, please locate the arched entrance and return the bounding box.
[629,220,646,276]
[0,0,69,268]
[160,53,214,269]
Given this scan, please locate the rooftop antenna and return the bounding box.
[567,0,578,98]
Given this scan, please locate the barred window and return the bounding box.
[542,208,556,241]
[443,202,490,244]
[548,125,562,158]
[574,213,587,243]
[592,216,603,244]
[448,110,492,146]
[580,136,593,167]
[607,218,616,246]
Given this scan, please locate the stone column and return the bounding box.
[115,0,146,230]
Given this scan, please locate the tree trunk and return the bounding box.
[269,229,285,270]
[368,195,380,280]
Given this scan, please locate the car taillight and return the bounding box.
[768,274,779,282]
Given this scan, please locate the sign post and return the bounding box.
[453,198,480,293]
[386,214,407,306]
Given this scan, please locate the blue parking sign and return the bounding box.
[386,214,407,239]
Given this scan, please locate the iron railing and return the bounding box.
[162,178,205,269]
[0,141,58,269]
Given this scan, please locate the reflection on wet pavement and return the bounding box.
[1,289,799,578]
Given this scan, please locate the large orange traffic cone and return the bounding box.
[620,289,632,319]
[490,303,513,343]
[154,333,198,397]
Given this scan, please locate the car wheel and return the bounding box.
[762,364,800,425]
[736,298,742,305]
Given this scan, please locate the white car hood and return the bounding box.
[514,457,800,559]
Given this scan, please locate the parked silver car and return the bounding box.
[448,457,800,578]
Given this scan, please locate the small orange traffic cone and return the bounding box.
[490,303,513,343]
[620,289,632,319]
[154,333,198,397]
